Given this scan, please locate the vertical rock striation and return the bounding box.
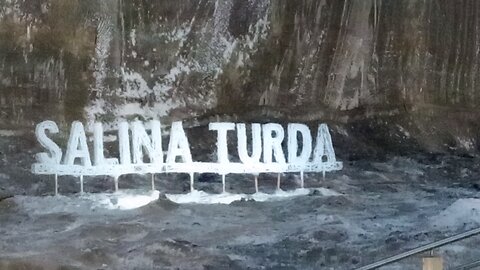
[1,0,480,151]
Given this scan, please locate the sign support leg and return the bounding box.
[222,174,226,193]
[79,175,84,194]
[114,176,119,192]
[190,173,194,192]
[254,175,259,193]
[277,173,281,190]
[151,174,155,191]
[300,171,304,189]
[54,174,58,196]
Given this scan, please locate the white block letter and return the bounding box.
[262,123,286,164]
[287,123,312,164]
[93,122,118,165]
[131,120,163,164]
[118,121,131,165]
[236,123,262,164]
[166,121,192,163]
[313,124,337,163]
[209,122,235,163]
[64,121,91,166]
[35,120,62,164]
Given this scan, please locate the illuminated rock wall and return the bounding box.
[0,0,480,152]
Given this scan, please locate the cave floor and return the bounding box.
[1,155,480,270]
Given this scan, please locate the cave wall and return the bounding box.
[0,0,480,152]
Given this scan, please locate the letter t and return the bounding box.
[209,122,235,163]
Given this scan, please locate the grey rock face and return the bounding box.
[1,0,479,121]
[0,0,480,188]
[2,3,480,269]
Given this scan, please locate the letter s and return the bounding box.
[35,120,62,164]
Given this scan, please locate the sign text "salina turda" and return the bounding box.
[31,121,343,177]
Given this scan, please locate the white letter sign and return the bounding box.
[209,122,235,163]
[35,120,62,164]
[32,120,343,194]
[288,123,312,164]
[166,121,192,163]
[64,121,91,166]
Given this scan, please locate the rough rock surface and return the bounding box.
[0,1,479,150]
[1,156,480,269]
[1,1,480,269]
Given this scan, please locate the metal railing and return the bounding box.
[450,259,480,270]
[356,227,480,270]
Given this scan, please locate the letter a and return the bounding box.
[313,124,337,164]
[166,121,192,163]
[64,121,92,166]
